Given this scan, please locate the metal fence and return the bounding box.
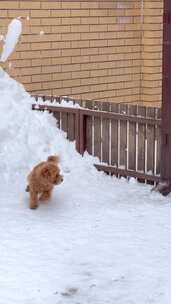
[33,96,161,184]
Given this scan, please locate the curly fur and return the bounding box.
[26,155,63,209]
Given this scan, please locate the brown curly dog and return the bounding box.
[26,155,63,209]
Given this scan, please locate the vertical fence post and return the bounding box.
[79,110,86,155]
[75,109,81,154]
[155,0,171,195]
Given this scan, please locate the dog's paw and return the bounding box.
[30,204,38,210]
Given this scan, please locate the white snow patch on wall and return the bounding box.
[0,18,22,62]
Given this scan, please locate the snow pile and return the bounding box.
[0,68,96,184]
[36,96,81,108]
[0,18,22,62]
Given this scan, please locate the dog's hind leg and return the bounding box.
[29,191,39,209]
[39,190,52,202]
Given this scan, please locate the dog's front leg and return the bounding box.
[29,191,38,209]
[39,190,52,202]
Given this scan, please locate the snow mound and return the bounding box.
[0,68,97,184]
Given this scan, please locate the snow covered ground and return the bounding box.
[0,68,171,304]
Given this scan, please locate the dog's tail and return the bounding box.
[47,155,59,164]
[25,185,30,192]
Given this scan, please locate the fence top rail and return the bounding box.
[32,95,161,118]
[79,108,161,126]
[32,104,79,114]
[33,103,161,126]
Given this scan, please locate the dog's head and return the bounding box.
[41,163,63,185]
[47,155,59,164]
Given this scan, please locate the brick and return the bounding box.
[61,2,81,9]
[142,52,162,60]
[26,26,51,35]
[144,2,163,9]
[61,64,81,72]
[71,85,90,94]
[13,59,31,68]
[81,2,99,9]
[70,10,90,17]
[81,17,98,25]
[61,33,81,41]
[52,41,71,49]
[52,57,71,65]
[25,82,42,91]
[17,75,31,84]
[71,25,89,33]
[89,39,107,47]
[28,19,41,26]
[143,74,162,81]
[20,2,40,9]
[23,34,61,44]
[71,40,89,48]
[51,10,70,18]
[142,66,162,74]
[61,49,80,57]
[18,43,31,51]
[81,48,98,56]
[0,1,19,9]
[41,2,61,10]
[72,55,89,64]
[62,17,81,25]
[31,42,51,51]
[142,80,162,88]
[31,58,51,67]
[52,72,72,81]
[90,9,108,17]
[0,10,8,18]
[32,74,52,83]
[8,10,28,18]
[42,81,62,90]
[144,16,163,24]
[42,65,61,74]
[90,24,108,32]
[52,87,72,96]
[51,25,70,34]
[41,50,61,58]
[19,67,41,76]
[31,10,51,18]
[143,9,163,16]
[62,79,81,88]
[42,18,61,26]
[33,89,51,95]
[72,70,89,79]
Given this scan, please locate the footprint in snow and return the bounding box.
[61,287,79,297]
[63,167,71,174]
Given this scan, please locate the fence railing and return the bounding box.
[33,95,161,183]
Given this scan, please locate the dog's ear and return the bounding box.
[47,155,59,163]
[41,167,51,178]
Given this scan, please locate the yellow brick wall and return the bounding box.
[0,0,163,106]
[141,0,163,107]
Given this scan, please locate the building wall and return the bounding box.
[141,0,163,107]
[0,0,163,106]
